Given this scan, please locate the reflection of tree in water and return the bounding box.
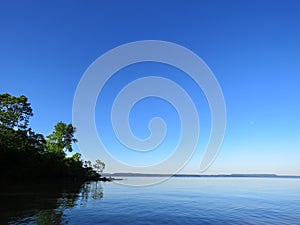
[1,181,103,224]
[35,210,64,225]
[80,181,104,201]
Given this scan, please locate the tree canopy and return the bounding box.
[0,93,33,130]
[47,122,77,157]
[0,93,105,182]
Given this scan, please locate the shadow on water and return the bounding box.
[0,181,103,224]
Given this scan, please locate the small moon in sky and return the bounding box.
[250,121,254,125]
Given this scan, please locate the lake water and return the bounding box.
[1,177,300,224]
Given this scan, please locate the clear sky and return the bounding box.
[1,0,300,175]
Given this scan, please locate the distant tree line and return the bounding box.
[0,93,105,182]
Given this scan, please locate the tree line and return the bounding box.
[0,93,105,182]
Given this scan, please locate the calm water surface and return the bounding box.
[1,177,300,224]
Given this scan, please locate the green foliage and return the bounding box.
[0,93,104,182]
[0,126,46,154]
[46,122,77,156]
[0,93,33,130]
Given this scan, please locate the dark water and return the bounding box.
[1,177,300,224]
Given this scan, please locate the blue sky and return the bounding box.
[1,0,300,175]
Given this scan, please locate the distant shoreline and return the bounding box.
[102,173,300,179]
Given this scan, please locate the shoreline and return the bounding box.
[102,173,300,179]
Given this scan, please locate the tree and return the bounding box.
[0,94,45,153]
[0,93,33,130]
[46,122,77,156]
[93,159,105,175]
[71,153,81,162]
[27,129,46,153]
[84,160,92,168]
[64,153,84,177]
[0,93,106,181]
